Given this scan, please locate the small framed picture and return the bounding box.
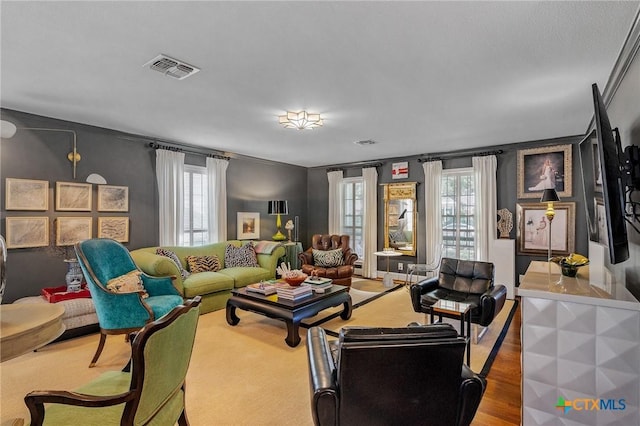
[237,212,259,240]
[516,202,575,256]
[56,182,92,211]
[5,178,49,211]
[56,217,92,246]
[5,217,49,248]
[98,217,129,242]
[98,185,129,212]
[517,144,572,199]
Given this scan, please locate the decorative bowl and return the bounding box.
[284,273,308,287]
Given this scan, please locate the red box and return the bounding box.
[41,284,91,303]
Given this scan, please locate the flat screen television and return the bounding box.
[578,83,629,264]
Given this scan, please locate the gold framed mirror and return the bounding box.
[383,182,417,256]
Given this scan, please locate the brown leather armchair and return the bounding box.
[306,324,486,426]
[298,234,358,287]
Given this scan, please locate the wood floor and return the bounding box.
[473,298,522,425]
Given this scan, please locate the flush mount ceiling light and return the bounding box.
[278,111,323,130]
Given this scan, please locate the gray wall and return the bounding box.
[0,109,306,302]
[308,137,587,276]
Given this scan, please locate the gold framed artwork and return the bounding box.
[517,144,572,199]
[5,217,49,248]
[98,185,129,212]
[516,202,575,256]
[5,178,49,211]
[237,212,259,240]
[56,217,92,246]
[98,217,129,242]
[56,182,92,211]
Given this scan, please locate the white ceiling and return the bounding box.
[1,1,639,167]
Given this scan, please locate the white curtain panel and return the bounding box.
[156,149,185,246]
[206,157,229,243]
[423,160,443,274]
[327,170,344,235]
[473,155,497,261]
[362,166,378,279]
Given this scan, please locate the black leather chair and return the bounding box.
[410,258,507,329]
[306,324,486,426]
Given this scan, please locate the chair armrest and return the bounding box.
[88,286,154,329]
[25,390,135,426]
[478,284,508,327]
[140,273,181,297]
[409,277,439,312]
[344,252,358,266]
[299,250,314,266]
[457,364,486,426]
[306,327,338,426]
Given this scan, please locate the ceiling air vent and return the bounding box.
[143,54,200,80]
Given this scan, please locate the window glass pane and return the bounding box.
[183,166,209,246]
[340,179,365,259]
[440,169,476,259]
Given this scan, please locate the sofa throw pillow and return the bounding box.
[225,243,260,268]
[156,248,191,280]
[106,270,148,298]
[185,255,221,273]
[312,248,344,267]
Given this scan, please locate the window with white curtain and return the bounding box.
[441,168,476,259]
[183,165,208,246]
[341,177,364,258]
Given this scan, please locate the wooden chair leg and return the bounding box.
[178,410,189,426]
[89,332,107,368]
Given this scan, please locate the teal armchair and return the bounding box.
[25,296,201,426]
[75,238,184,367]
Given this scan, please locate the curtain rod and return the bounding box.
[326,161,384,172]
[148,142,230,160]
[418,149,503,163]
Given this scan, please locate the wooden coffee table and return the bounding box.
[226,284,352,347]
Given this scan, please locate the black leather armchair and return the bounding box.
[306,324,486,426]
[410,258,507,328]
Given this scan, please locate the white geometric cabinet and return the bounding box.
[522,296,640,425]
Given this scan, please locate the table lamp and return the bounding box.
[540,188,560,261]
[268,200,288,241]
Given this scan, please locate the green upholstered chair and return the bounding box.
[75,238,184,367]
[25,296,201,426]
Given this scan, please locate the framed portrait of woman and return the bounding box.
[517,144,572,199]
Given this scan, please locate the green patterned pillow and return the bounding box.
[185,255,221,273]
[312,248,344,267]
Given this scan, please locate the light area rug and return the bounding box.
[0,280,516,426]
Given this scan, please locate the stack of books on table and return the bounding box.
[302,277,333,293]
[276,283,313,301]
[246,282,277,295]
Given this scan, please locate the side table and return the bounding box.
[1,303,65,362]
[374,250,403,288]
[282,242,303,270]
[430,300,471,366]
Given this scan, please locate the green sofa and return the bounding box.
[130,241,285,314]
